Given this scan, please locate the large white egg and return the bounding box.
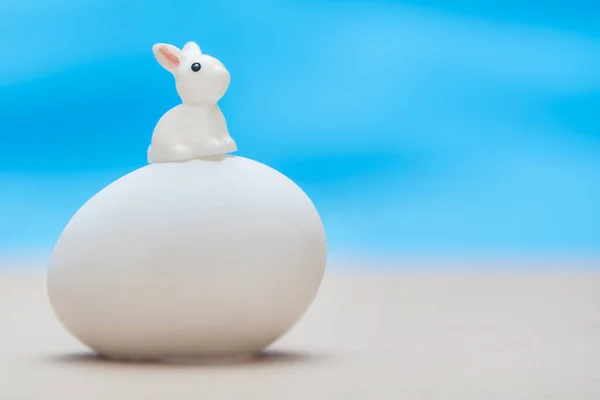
[47,155,326,360]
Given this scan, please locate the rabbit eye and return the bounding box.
[191,62,201,72]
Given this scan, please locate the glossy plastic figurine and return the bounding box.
[148,41,236,163]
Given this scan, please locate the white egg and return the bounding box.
[47,155,327,361]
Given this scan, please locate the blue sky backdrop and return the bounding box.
[0,0,599,262]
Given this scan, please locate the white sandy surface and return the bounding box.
[1,271,599,399]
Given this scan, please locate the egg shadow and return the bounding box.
[43,348,329,369]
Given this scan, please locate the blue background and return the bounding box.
[1,0,599,266]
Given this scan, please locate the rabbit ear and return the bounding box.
[182,41,202,54]
[152,43,181,73]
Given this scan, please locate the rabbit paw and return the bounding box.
[222,137,237,153]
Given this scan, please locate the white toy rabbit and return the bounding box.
[147,41,236,163]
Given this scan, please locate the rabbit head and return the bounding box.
[152,42,230,104]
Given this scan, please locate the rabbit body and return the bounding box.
[148,104,236,163]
